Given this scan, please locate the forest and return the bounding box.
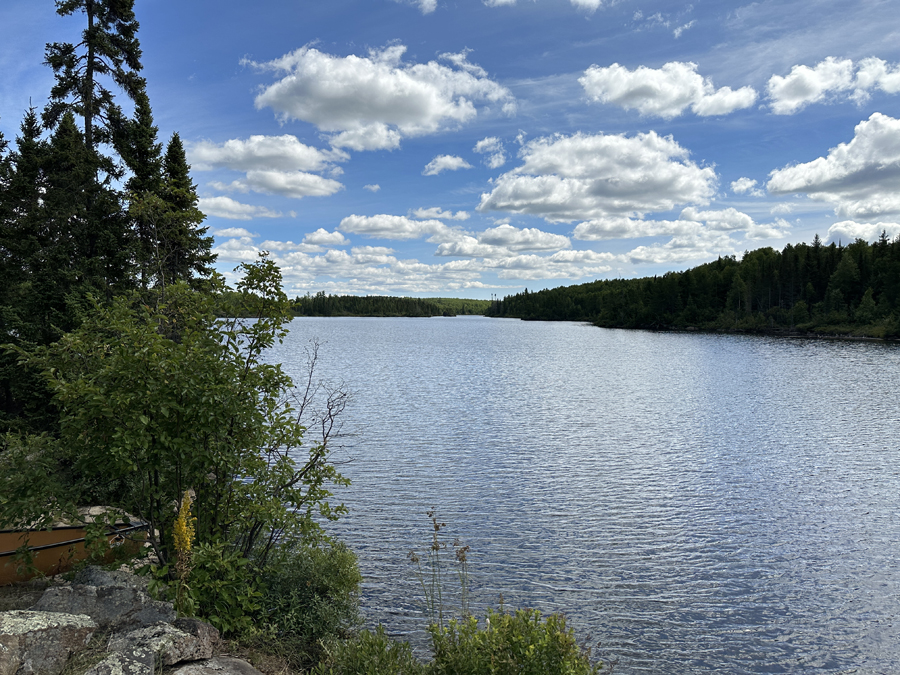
[0,1,214,434]
[487,236,900,338]
[291,292,490,317]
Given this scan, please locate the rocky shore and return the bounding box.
[0,567,260,675]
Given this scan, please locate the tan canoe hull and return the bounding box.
[0,523,146,585]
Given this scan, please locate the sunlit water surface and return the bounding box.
[269,316,900,674]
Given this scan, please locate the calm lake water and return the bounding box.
[270,316,900,674]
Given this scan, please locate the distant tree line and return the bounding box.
[291,292,491,317]
[487,235,900,338]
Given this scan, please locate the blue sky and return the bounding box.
[3,0,900,298]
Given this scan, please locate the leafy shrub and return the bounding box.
[6,256,349,577]
[183,542,262,636]
[429,607,602,675]
[313,625,426,675]
[256,540,363,669]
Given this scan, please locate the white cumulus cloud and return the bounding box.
[214,170,344,199]
[189,135,347,173]
[747,218,791,240]
[767,112,900,220]
[198,196,283,221]
[363,184,381,192]
[767,57,855,114]
[570,0,603,11]
[423,154,473,176]
[579,61,757,119]
[767,57,900,114]
[827,220,900,243]
[211,227,258,238]
[411,207,470,220]
[853,57,900,100]
[479,224,571,251]
[573,217,690,241]
[679,206,755,231]
[244,45,515,151]
[478,131,717,222]
[338,214,460,241]
[731,177,764,196]
[474,136,506,168]
[303,228,350,246]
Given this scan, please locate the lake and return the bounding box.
[270,315,900,674]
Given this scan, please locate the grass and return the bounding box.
[58,630,111,675]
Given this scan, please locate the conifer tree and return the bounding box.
[43,0,143,162]
[0,111,55,431]
[128,133,214,291]
[161,133,214,285]
[2,109,47,342]
[119,86,162,194]
[38,0,143,306]
[119,86,165,288]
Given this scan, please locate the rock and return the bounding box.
[170,657,265,675]
[0,610,96,675]
[31,584,175,630]
[108,622,214,666]
[72,567,148,592]
[172,618,220,655]
[82,652,152,675]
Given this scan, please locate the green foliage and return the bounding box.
[0,432,77,531]
[3,256,348,578]
[293,292,446,317]
[429,608,602,675]
[0,1,215,435]
[422,298,492,316]
[44,0,143,157]
[314,608,602,675]
[313,626,426,675]
[146,540,262,636]
[489,236,900,338]
[185,541,263,635]
[253,540,363,669]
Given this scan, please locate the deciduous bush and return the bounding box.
[429,608,602,675]
[1,255,354,640]
[313,625,426,675]
[255,540,363,669]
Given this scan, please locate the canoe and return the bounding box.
[0,522,147,585]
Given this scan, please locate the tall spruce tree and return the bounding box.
[0,111,56,432]
[2,109,48,343]
[43,0,142,162]
[160,133,214,285]
[2,1,216,434]
[119,86,165,288]
[126,131,214,291]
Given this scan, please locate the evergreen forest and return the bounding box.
[0,0,213,435]
[291,292,490,317]
[487,236,900,339]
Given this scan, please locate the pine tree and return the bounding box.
[0,111,55,432]
[160,133,214,286]
[119,87,162,194]
[2,109,48,342]
[119,86,165,288]
[41,1,140,299]
[43,0,143,163]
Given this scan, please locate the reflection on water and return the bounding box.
[270,316,900,674]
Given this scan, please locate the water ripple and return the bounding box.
[270,317,900,674]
